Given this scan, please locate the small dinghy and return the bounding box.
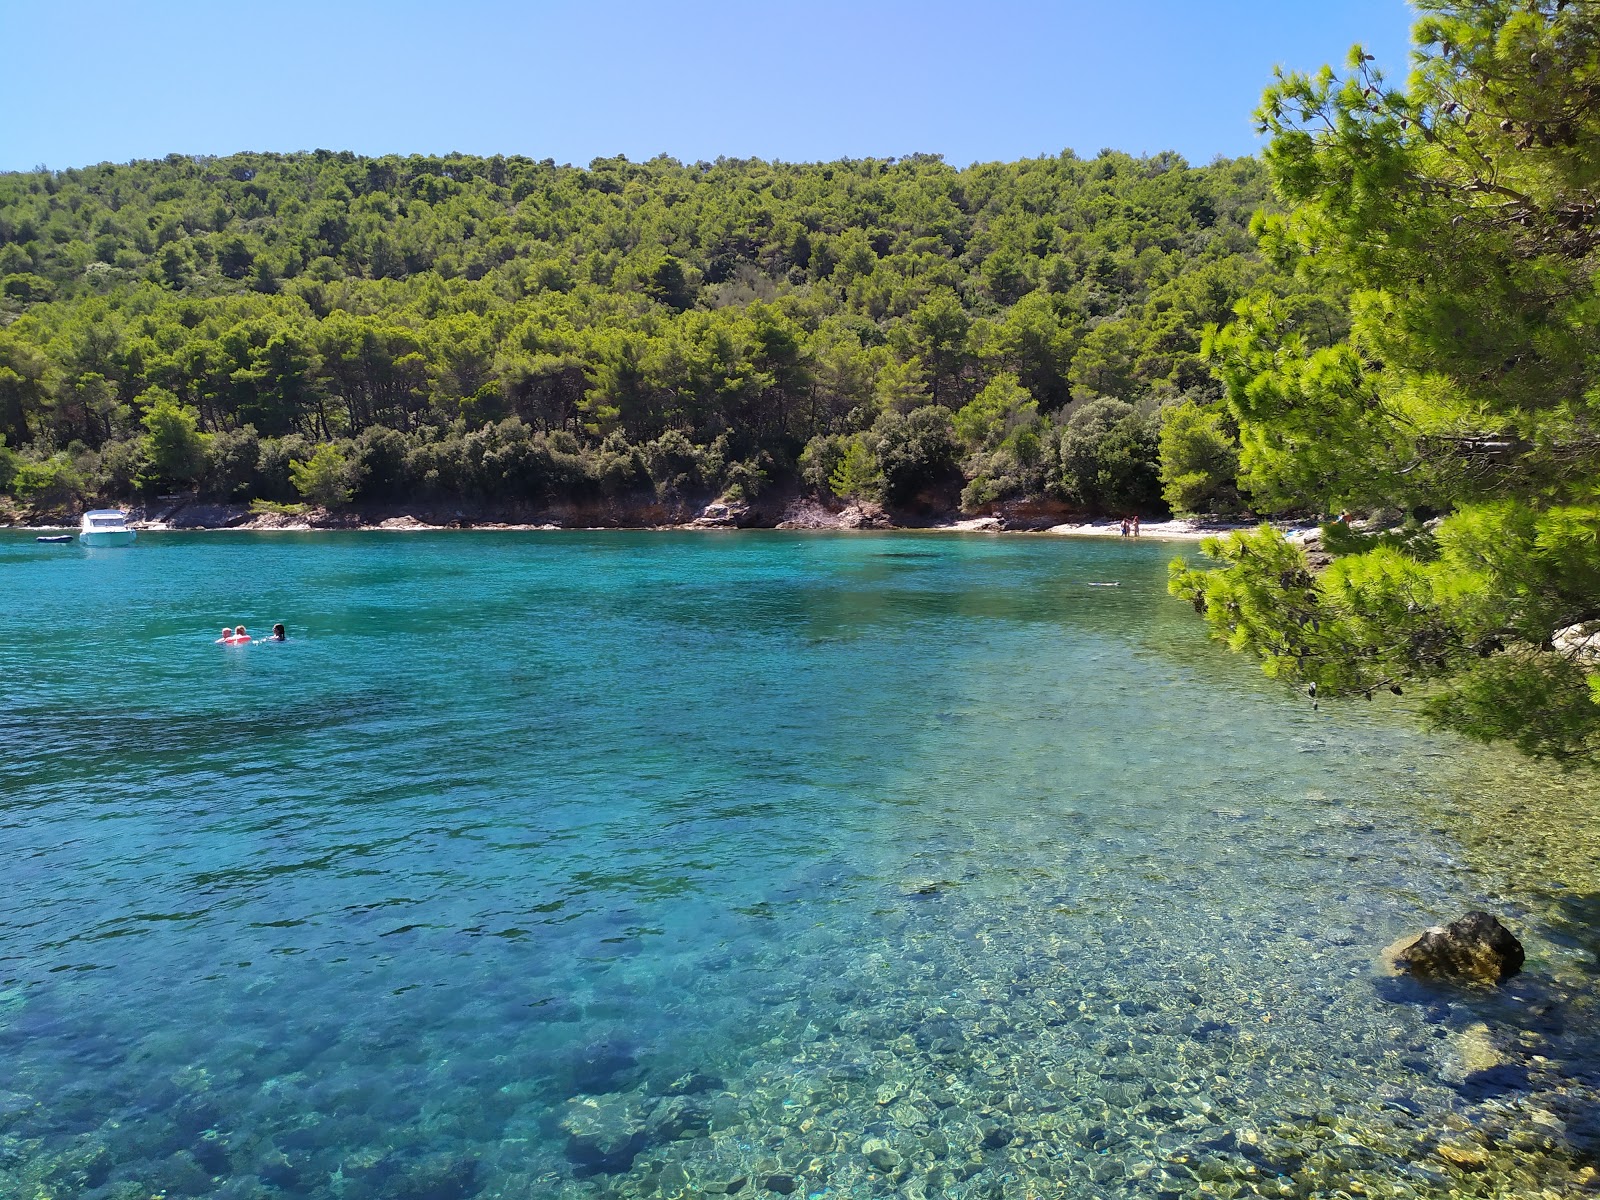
[36,535,73,543]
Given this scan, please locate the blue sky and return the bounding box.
[1,1,1416,172]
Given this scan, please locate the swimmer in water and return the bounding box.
[268,623,286,641]
[215,627,234,644]
[232,625,250,644]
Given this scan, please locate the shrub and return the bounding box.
[828,435,883,502]
[257,434,314,501]
[0,435,19,493]
[204,426,262,499]
[592,430,648,497]
[643,429,705,498]
[96,438,145,497]
[871,405,958,507]
[137,388,209,489]
[722,454,770,501]
[1057,398,1163,513]
[799,434,847,496]
[1158,401,1243,514]
[953,373,1036,455]
[352,425,412,501]
[249,499,309,516]
[1,273,53,303]
[290,442,359,507]
[12,450,86,506]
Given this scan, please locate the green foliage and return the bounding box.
[0,148,1277,512]
[721,455,770,502]
[954,373,1035,455]
[138,388,209,488]
[871,406,958,508]
[11,450,85,505]
[257,434,314,502]
[1158,401,1243,514]
[2,273,53,303]
[829,436,883,502]
[799,434,847,496]
[1176,1,1600,763]
[1427,652,1600,763]
[645,256,698,312]
[204,426,262,499]
[249,498,309,516]
[289,442,357,507]
[1173,504,1600,762]
[352,425,410,500]
[642,429,706,499]
[1057,398,1162,513]
[954,374,1052,510]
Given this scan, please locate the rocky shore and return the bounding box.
[7,493,1308,543]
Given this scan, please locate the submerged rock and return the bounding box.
[388,1150,479,1200]
[1394,912,1525,985]
[861,1136,900,1171]
[0,1091,37,1133]
[661,1069,724,1096]
[1448,1022,1509,1079]
[1436,1140,1492,1171]
[562,1037,642,1094]
[648,1095,711,1142]
[560,1093,650,1173]
[31,1139,112,1192]
[148,1149,214,1196]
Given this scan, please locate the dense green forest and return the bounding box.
[0,147,1297,516]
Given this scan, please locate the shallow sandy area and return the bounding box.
[1043,517,1318,542]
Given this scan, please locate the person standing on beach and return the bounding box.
[1120,518,1130,537]
[1132,515,1141,537]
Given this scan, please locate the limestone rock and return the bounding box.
[647,1095,711,1142]
[862,1137,900,1171]
[692,500,751,528]
[560,1093,649,1173]
[1395,911,1524,985]
[1447,1022,1509,1081]
[1437,1141,1492,1171]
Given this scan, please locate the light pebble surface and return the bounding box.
[1044,517,1321,542]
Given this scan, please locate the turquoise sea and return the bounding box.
[1,530,1597,1199]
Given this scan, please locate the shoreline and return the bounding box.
[3,494,1320,543]
[4,513,1315,543]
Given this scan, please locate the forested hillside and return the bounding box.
[0,149,1289,516]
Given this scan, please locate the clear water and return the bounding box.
[1,530,1597,1200]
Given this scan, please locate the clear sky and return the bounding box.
[0,1,1417,173]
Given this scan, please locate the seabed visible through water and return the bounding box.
[0,529,1597,1199]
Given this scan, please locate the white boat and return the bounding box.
[79,509,137,546]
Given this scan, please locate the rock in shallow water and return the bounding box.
[1394,911,1525,985]
[390,1151,479,1200]
[560,1093,649,1174]
[861,1136,900,1171]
